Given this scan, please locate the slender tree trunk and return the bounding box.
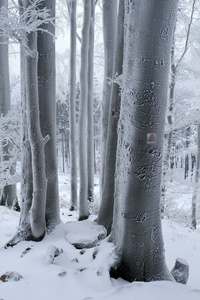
[26,29,47,240]
[37,0,60,230]
[0,0,17,207]
[87,0,95,202]
[111,0,178,282]
[100,0,117,194]
[97,0,124,234]
[191,123,200,229]
[78,0,91,220]
[19,42,33,237]
[68,0,78,211]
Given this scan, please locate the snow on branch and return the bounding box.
[0,0,55,56]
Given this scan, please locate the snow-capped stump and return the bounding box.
[64,220,107,249]
[45,245,63,264]
[171,258,189,284]
[0,271,22,282]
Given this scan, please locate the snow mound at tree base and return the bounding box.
[89,280,200,300]
[64,220,107,249]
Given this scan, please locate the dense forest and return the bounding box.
[0,0,200,298]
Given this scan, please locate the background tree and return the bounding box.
[97,0,124,234]
[100,0,117,194]
[68,0,78,211]
[0,0,17,208]
[37,0,60,230]
[110,0,178,282]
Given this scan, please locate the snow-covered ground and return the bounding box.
[0,173,200,300]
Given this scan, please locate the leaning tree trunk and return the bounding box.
[0,0,17,208]
[111,0,178,282]
[78,0,91,220]
[68,0,78,211]
[100,0,117,194]
[97,0,124,234]
[26,30,47,241]
[37,0,60,230]
[87,0,95,202]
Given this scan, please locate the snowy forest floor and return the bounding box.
[0,172,200,300]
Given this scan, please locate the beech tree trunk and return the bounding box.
[111,0,178,282]
[100,0,117,193]
[0,0,17,208]
[37,0,60,230]
[68,0,78,211]
[78,0,91,220]
[26,30,47,241]
[97,0,124,234]
[87,0,95,202]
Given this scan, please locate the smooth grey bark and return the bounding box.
[110,0,178,282]
[78,0,91,220]
[191,123,200,229]
[97,0,124,234]
[18,42,33,237]
[87,0,95,202]
[0,0,17,207]
[68,0,78,211]
[37,0,60,230]
[26,30,47,240]
[100,0,117,194]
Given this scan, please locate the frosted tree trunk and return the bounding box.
[100,0,117,193]
[78,0,91,220]
[18,41,33,238]
[191,123,200,229]
[68,0,78,211]
[111,0,178,282]
[0,0,17,207]
[87,0,95,202]
[37,0,60,230]
[97,0,124,234]
[26,30,47,241]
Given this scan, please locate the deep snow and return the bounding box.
[0,173,200,300]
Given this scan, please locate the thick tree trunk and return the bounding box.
[68,0,78,211]
[78,0,91,220]
[37,0,60,230]
[97,0,124,234]
[87,0,95,202]
[0,0,17,208]
[111,0,178,282]
[26,31,47,241]
[100,0,117,194]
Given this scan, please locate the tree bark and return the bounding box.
[111,0,178,282]
[68,0,78,211]
[87,0,95,202]
[78,0,91,220]
[37,0,60,230]
[97,0,124,234]
[26,30,47,241]
[100,0,117,194]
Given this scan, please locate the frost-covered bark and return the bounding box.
[87,0,95,202]
[68,0,78,211]
[78,0,91,220]
[191,123,200,229]
[111,0,178,282]
[37,0,60,230]
[100,0,117,193]
[26,28,47,240]
[0,0,17,207]
[97,0,124,234]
